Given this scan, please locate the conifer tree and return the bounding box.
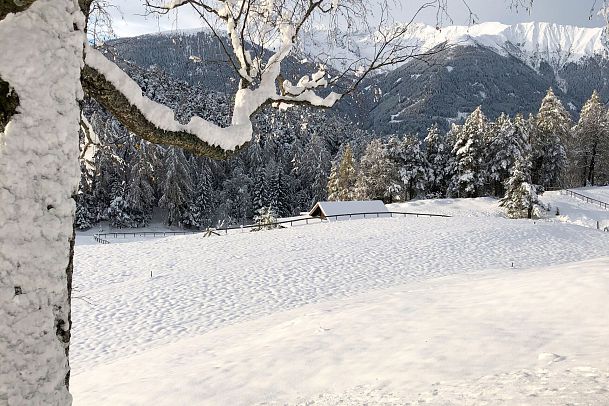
[106,181,134,228]
[327,162,340,201]
[252,206,278,231]
[356,139,395,201]
[126,141,159,226]
[572,90,606,186]
[487,113,530,196]
[158,147,194,226]
[292,135,331,209]
[500,155,540,219]
[329,144,358,201]
[532,88,571,189]
[183,164,214,229]
[424,124,451,197]
[251,168,268,214]
[395,135,430,201]
[450,106,489,197]
[598,109,609,184]
[268,167,291,217]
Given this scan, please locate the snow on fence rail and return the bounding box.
[563,189,609,210]
[92,211,451,243]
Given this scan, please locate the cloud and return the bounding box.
[109,1,203,37]
[107,0,605,39]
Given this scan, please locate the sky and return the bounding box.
[107,0,606,38]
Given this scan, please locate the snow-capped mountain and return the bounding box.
[304,22,608,74]
[104,21,609,135]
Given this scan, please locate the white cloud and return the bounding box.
[109,1,203,37]
[107,0,605,39]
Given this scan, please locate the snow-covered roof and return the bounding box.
[309,201,388,217]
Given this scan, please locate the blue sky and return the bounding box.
[108,0,606,38]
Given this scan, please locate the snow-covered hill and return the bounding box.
[71,196,609,405]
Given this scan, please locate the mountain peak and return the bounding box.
[300,21,607,73]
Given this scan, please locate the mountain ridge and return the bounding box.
[105,21,609,136]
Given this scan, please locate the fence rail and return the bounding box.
[93,211,451,243]
[563,189,609,210]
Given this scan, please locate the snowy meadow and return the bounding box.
[70,194,609,405]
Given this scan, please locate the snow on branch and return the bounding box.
[83,13,343,157]
[83,46,250,157]
[86,0,486,158]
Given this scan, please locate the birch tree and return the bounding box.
[0,0,526,404]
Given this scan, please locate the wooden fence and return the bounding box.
[563,189,609,210]
[93,211,451,243]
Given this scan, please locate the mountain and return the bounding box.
[104,21,609,136]
[342,22,609,134]
[307,22,608,74]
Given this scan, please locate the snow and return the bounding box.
[540,187,609,230]
[309,200,388,218]
[69,195,609,404]
[85,46,252,151]
[388,196,503,217]
[0,0,84,404]
[302,22,607,73]
[85,13,342,154]
[575,185,609,203]
[447,110,471,124]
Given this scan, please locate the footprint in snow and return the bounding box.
[537,352,566,365]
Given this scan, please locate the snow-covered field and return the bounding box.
[71,195,609,405]
[540,187,609,230]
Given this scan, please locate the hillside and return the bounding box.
[70,196,609,405]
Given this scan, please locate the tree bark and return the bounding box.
[0,1,83,404]
[81,64,246,159]
[0,76,19,133]
[0,0,37,20]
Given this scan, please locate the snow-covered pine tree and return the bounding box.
[267,166,291,217]
[252,206,278,231]
[486,113,530,196]
[532,88,571,189]
[395,135,430,201]
[598,109,609,185]
[356,139,395,201]
[572,90,606,186]
[126,140,159,226]
[500,154,540,219]
[291,135,331,210]
[327,161,340,201]
[158,147,194,226]
[251,167,268,214]
[183,163,214,229]
[106,181,134,228]
[449,106,489,198]
[424,124,451,197]
[329,144,358,201]
[216,166,252,224]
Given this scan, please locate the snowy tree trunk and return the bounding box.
[0,1,84,404]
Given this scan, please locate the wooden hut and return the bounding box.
[308,200,388,220]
